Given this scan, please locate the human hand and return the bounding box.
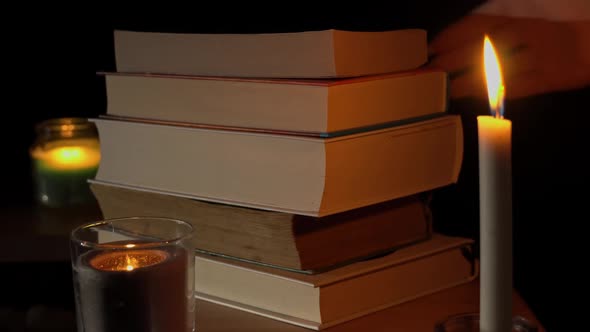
[428,14,590,99]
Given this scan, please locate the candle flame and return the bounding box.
[483,35,505,118]
[31,141,101,171]
[125,255,135,271]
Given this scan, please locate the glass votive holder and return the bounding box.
[434,312,539,332]
[70,217,196,332]
[30,117,100,207]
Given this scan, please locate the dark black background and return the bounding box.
[2,3,588,331]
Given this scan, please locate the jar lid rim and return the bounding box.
[36,117,97,133]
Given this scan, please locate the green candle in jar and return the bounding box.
[30,118,101,207]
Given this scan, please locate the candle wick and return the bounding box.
[494,109,504,119]
[491,87,505,119]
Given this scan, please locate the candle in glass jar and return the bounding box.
[30,118,102,207]
[478,35,512,332]
[73,245,190,332]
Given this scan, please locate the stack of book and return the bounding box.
[89,27,477,330]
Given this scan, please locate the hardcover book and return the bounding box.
[91,115,463,217]
[195,234,478,330]
[114,29,427,79]
[90,181,433,273]
[102,69,448,136]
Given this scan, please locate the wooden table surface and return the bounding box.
[0,203,103,262]
[0,203,104,330]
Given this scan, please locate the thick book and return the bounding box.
[91,115,463,217]
[113,29,427,79]
[103,69,448,136]
[90,181,432,273]
[194,233,478,330]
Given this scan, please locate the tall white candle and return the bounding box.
[479,35,512,332]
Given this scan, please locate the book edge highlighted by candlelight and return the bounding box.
[89,181,433,273]
[113,29,427,79]
[90,115,463,217]
[194,233,479,330]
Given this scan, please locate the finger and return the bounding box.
[430,18,528,74]
[505,71,549,99]
[450,53,540,100]
[506,69,590,99]
[429,23,527,77]
[486,21,530,59]
[501,49,536,80]
[450,51,555,100]
[448,70,487,99]
[450,52,542,98]
[430,40,482,75]
[429,14,509,55]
